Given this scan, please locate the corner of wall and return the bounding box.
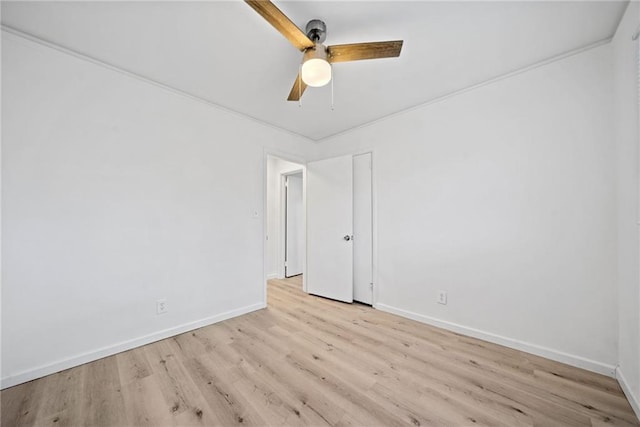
[617,367,640,421]
[612,0,640,415]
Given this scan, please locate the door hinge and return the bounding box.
[370,283,374,290]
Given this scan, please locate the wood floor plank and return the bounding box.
[143,339,211,420]
[182,352,267,426]
[81,357,127,427]
[1,276,638,426]
[120,374,177,427]
[1,378,46,426]
[116,346,152,386]
[229,334,346,425]
[33,365,85,426]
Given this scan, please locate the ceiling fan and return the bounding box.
[245,0,403,101]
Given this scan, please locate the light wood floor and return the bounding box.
[2,276,639,426]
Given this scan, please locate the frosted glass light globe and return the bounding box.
[301,45,332,87]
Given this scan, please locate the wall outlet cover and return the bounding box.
[156,299,167,314]
[437,291,447,305]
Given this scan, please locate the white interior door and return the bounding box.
[353,153,373,305]
[307,155,353,302]
[285,173,304,277]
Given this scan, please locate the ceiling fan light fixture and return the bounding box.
[245,1,403,101]
[301,44,331,87]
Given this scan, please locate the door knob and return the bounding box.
[344,235,352,241]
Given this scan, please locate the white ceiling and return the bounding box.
[1,1,628,141]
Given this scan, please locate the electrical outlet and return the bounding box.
[156,299,167,315]
[437,291,447,305]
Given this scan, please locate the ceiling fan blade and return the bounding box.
[287,72,307,101]
[327,40,403,63]
[245,0,315,51]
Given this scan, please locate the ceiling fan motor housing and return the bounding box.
[305,19,327,44]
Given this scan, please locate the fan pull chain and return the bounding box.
[298,64,302,107]
[331,66,334,111]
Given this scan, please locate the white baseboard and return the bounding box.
[266,273,278,280]
[1,302,266,390]
[375,303,617,378]
[616,367,640,421]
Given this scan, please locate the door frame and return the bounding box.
[352,152,374,305]
[350,150,378,307]
[263,150,307,307]
[280,169,304,280]
[262,149,376,307]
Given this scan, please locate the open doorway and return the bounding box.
[284,172,304,278]
[265,153,373,307]
[266,155,306,302]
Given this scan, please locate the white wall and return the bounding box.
[266,156,304,279]
[1,31,313,387]
[313,43,618,375]
[613,1,640,417]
